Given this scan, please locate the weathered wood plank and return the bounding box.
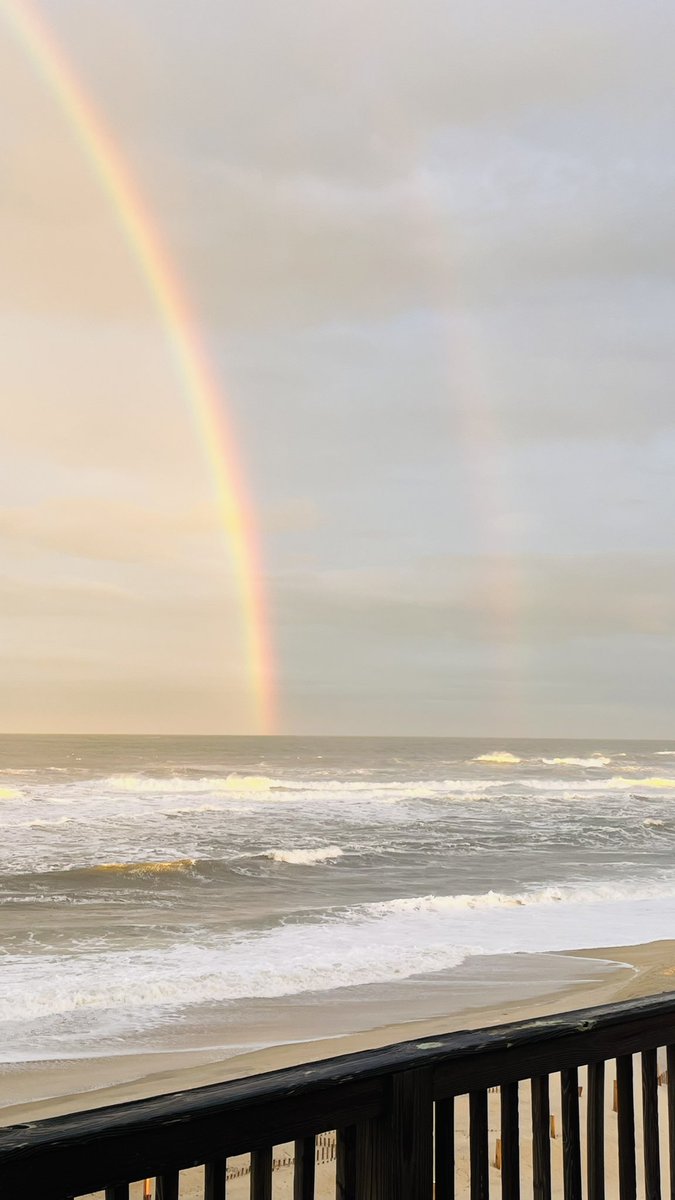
[616,1054,636,1200]
[156,1173,179,1200]
[434,1097,454,1200]
[251,1146,272,1200]
[204,1159,227,1199]
[357,1067,433,1200]
[667,1046,675,1200]
[587,1061,605,1200]
[500,1081,519,1200]
[531,1076,551,1200]
[293,1135,315,1200]
[469,1091,489,1200]
[561,1068,581,1200]
[642,1049,661,1200]
[336,1126,356,1200]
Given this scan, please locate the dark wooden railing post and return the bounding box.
[156,1174,179,1200]
[531,1076,551,1200]
[500,1081,520,1200]
[294,1135,315,1200]
[587,1061,605,1200]
[358,1067,433,1199]
[469,1091,489,1200]
[251,1147,273,1200]
[616,1054,636,1200]
[642,1049,661,1200]
[204,1159,227,1199]
[336,1125,357,1200]
[561,1068,582,1200]
[435,1097,455,1200]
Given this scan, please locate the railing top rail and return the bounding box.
[2,989,675,1150]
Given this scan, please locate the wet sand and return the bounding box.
[6,941,675,1198]
[2,939,675,1127]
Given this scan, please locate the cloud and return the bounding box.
[0,498,220,564]
[278,553,675,645]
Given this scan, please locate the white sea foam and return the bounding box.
[1,875,674,1034]
[541,756,612,768]
[472,752,521,764]
[527,775,675,792]
[359,878,675,916]
[261,846,344,865]
[105,774,282,794]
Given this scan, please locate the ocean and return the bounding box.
[1,735,674,1078]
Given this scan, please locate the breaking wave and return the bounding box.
[541,756,612,768]
[472,752,521,764]
[261,846,344,865]
[359,878,675,916]
[0,787,21,800]
[90,859,197,876]
[105,774,280,794]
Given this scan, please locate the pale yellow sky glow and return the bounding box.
[2,0,675,736]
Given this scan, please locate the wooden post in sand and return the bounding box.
[142,1182,152,1200]
[613,1080,618,1113]
[550,1115,557,1139]
[494,1138,502,1169]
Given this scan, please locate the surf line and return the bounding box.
[1,0,276,733]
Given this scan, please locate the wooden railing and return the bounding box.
[2,991,675,1198]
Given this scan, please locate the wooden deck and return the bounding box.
[2,991,675,1198]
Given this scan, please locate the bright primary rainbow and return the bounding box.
[1,0,276,733]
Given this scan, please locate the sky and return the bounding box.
[1,0,674,736]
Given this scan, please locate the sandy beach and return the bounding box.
[5,938,675,1198]
[0,944,633,1124]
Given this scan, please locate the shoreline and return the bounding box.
[3,939,675,1127]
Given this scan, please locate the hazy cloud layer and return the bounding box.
[0,0,673,732]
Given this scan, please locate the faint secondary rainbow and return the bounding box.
[1,0,275,732]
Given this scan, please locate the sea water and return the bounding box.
[1,735,674,1067]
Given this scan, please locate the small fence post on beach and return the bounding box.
[494,1138,502,1169]
[613,1080,618,1112]
[143,1181,152,1200]
[550,1115,557,1139]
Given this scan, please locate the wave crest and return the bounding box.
[261,846,343,866]
[472,752,521,764]
[105,774,279,794]
[541,756,611,767]
[91,859,196,876]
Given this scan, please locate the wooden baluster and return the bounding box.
[587,1061,605,1200]
[470,1090,489,1200]
[500,1081,520,1200]
[356,1067,433,1199]
[531,1076,552,1200]
[251,1147,273,1200]
[156,1174,179,1200]
[616,1055,637,1200]
[561,1068,582,1200]
[204,1159,227,1199]
[294,1135,315,1200]
[435,1097,454,1200]
[667,1046,675,1200]
[105,1187,130,1200]
[583,1060,598,1200]
[642,1049,662,1200]
[336,1125,357,1200]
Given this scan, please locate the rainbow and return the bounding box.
[1,0,275,732]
